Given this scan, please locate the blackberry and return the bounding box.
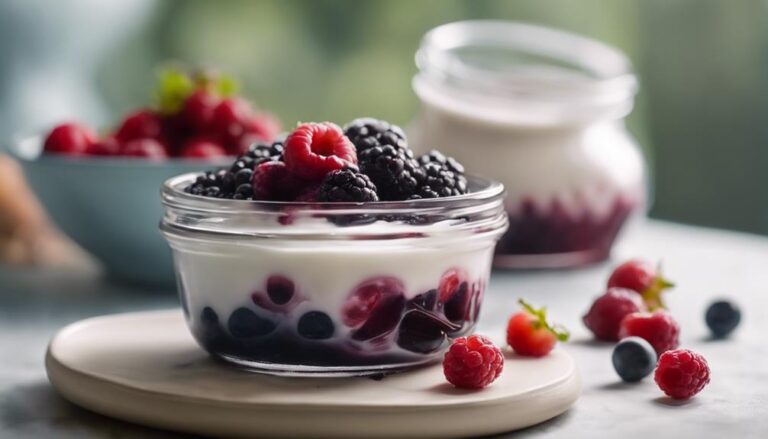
[343,118,407,152]
[418,150,465,175]
[412,161,468,198]
[317,168,379,202]
[358,145,420,201]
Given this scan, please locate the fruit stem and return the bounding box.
[518,299,570,342]
[642,263,675,310]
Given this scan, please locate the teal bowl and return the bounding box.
[8,136,227,287]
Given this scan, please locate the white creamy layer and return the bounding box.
[172,238,494,328]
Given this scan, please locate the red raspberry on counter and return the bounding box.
[506,299,569,357]
[443,335,504,389]
[283,122,357,181]
[619,310,680,355]
[655,349,710,400]
[583,288,647,341]
[608,259,674,309]
[43,122,97,156]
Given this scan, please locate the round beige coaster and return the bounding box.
[46,310,580,438]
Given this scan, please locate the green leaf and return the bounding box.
[518,298,570,342]
[153,67,195,115]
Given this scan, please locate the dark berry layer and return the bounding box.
[183,270,485,368]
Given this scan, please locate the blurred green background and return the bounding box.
[4,0,768,236]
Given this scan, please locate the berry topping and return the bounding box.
[608,259,674,309]
[619,310,680,355]
[411,161,468,199]
[443,335,504,389]
[358,145,419,201]
[506,299,569,357]
[252,161,304,201]
[283,122,357,181]
[612,336,657,382]
[43,123,97,155]
[115,109,164,142]
[705,300,741,338]
[583,288,647,341]
[343,118,407,152]
[180,139,228,158]
[655,349,710,400]
[297,311,335,340]
[227,307,276,338]
[121,138,169,160]
[266,275,295,305]
[397,309,451,354]
[317,168,379,202]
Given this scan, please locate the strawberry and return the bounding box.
[506,299,569,357]
[608,259,674,309]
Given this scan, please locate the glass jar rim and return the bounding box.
[414,20,638,125]
[160,172,508,242]
[161,172,504,214]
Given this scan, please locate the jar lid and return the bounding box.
[414,21,638,126]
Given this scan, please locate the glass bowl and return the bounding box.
[160,172,507,377]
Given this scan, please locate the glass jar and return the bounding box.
[160,172,507,377]
[409,21,647,268]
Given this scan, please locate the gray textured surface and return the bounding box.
[0,220,766,438]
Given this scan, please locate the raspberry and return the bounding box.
[121,138,168,160]
[607,259,674,309]
[283,122,357,181]
[655,349,710,400]
[210,98,253,150]
[252,161,308,201]
[180,139,228,159]
[619,311,680,355]
[115,109,164,142]
[358,145,420,200]
[317,168,378,202]
[343,117,407,152]
[583,288,647,341]
[506,300,569,357]
[443,335,504,389]
[43,122,97,155]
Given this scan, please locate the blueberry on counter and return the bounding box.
[612,336,657,382]
[705,300,741,338]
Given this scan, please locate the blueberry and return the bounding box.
[236,183,254,198]
[297,311,335,340]
[397,310,448,354]
[235,168,253,186]
[266,275,295,305]
[612,337,657,382]
[408,289,437,311]
[227,307,276,338]
[705,300,741,338]
[201,307,219,326]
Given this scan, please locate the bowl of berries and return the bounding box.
[8,69,281,286]
[160,118,508,376]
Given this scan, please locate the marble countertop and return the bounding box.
[0,220,766,438]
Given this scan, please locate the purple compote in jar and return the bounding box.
[160,173,506,376]
[409,21,647,268]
